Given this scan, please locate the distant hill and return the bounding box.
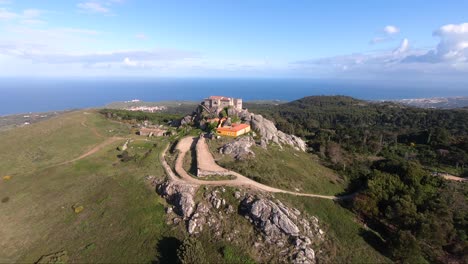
[390,96,468,109]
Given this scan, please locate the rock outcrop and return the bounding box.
[219,136,255,160]
[277,131,308,152]
[240,195,325,264]
[156,180,197,219]
[173,103,307,152]
[247,113,307,152]
[242,196,300,236]
[154,180,326,264]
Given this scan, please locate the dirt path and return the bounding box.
[196,136,230,174]
[56,137,123,166]
[441,174,467,182]
[162,136,352,200]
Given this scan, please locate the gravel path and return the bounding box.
[195,136,229,174]
[162,136,353,201]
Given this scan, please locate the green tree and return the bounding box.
[177,237,207,264]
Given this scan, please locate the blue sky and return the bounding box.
[1,0,468,82]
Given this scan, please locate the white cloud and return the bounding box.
[370,37,387,44]
[384,25,400,35]
[0,41,198,65]
[20,19,46,25]
[294,22,468,79]
[0,8,16,19]
[22,9,41,18]
[77,2,110,13]
[0,8,45,24]
[122,57,151,69]
[393,38,409,55]
[135,33,147,39]
[404,22,468,63]
[298,22,468,79]
[370,25,401,44]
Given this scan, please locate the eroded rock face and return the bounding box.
[250,114,280,143]
[240,195,324,264]
[219,136,255,160]
[277,131,307,152]
[247,113,307,152]
[155,180,324,263]
[242,196,300,237]
[156,180,197,219]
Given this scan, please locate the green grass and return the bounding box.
[0,110,131,176]
[208,138,346,195]
[0,111,174,263]
[222,245,256,264]
[277,194,391,264]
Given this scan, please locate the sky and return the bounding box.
[1,0,468,83]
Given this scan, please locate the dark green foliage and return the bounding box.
[354,159,468,263]
[117,150,135,162]
[248,96,468,262]
[249,96,468,173]
[177,237,208,264]
[205,121,218,132]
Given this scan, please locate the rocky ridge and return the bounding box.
[151,177,325,264]
[175,105,307,152]
[219,136,256,160]
[239,110,307,152]
[241,194,325,264]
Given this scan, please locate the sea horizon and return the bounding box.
[1,77,467,115]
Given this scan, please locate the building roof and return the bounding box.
[216,123,250,132]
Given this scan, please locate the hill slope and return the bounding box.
[0,108,390,263]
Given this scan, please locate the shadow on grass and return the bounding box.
[188,141,198,175]
[153,236,182,264]
[358,228,391,259]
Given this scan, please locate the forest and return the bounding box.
[247,96,468,263]
[246,96,468,175]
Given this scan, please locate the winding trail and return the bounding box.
[56,137,123,166]
[45,113,125,168]
[161,136,354,201]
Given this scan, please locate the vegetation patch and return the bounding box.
[208,138,345,195]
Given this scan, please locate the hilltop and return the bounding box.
[1,95,466,263]
[0,99,390,263]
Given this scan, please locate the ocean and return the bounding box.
[1,78,467,115]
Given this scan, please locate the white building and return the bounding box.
[203,96,243,112]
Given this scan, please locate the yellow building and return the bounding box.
[216,123,251,137]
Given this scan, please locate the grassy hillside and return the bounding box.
[0,111,173,263]
[0,108,391,263]
[0,111,130,175]
[278,195,391,263]
[207,137,346,196]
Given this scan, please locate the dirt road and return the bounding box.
[196,136,229,174]
[162,136,352,200]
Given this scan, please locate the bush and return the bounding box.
[177,237,207,264]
